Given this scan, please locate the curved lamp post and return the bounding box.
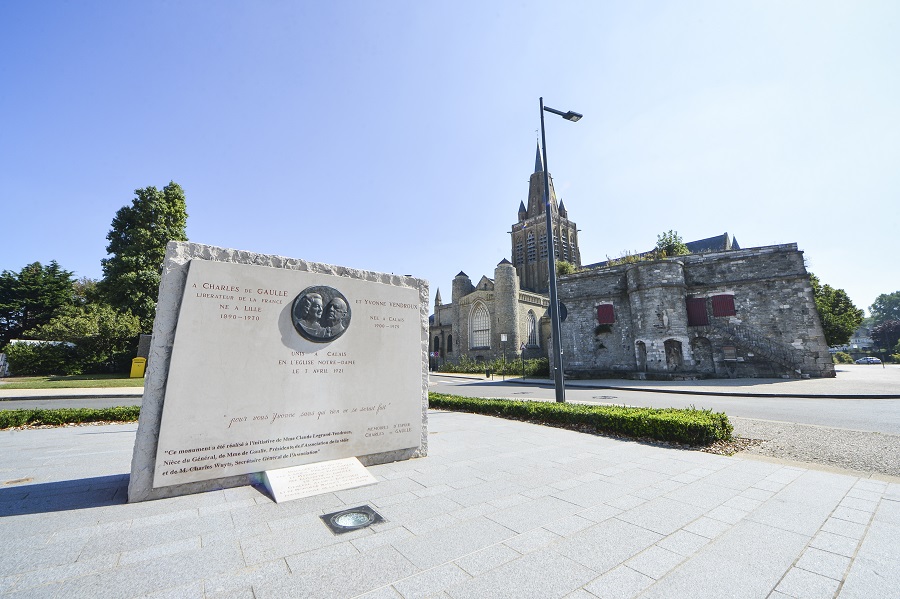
[540,97,582,403]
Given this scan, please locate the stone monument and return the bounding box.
[128,242,429,502]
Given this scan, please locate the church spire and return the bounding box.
[534,141,544,173]
[512,140,582,292]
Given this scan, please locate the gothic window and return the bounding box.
[470,303,490,348]
[447,334,453,352]
[539,233,548,258]
[526,233,536,263]
[561,236,569,261]
[711,294,736,317]
[527,310,538,346]
[515,240,524,265]
[434,336,440,352]
[553,235,560,257]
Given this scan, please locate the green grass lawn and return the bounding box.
[0,374,144,390]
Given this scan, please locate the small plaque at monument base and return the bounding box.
[261,457,378,503]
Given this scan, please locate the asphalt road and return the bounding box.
[429,375,900,436]
[3,373,899,436]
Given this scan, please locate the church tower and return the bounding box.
[510,142,581,293]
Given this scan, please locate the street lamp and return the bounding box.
[540,97,582,403]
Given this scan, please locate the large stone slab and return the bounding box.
[129,242,429,502]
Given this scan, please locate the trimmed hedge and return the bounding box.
[0,397,733,447]
[439,356,549,377]
[0,406,141,429]
[428,392,732,446]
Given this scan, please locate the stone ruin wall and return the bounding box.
[558,244,835,379]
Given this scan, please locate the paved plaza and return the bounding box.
[1,408,898,598]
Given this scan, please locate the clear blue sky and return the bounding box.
[2,1,897,314]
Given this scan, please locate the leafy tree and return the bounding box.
[0,261,75,346]
[27,303,141,372]
[871,320,900,351]
[99,182,188,331]
[809,273,864,347]
[869,291,900,325]
[73,277,101,306]
[655,230,689,258]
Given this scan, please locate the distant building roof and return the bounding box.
[685,233,739,253]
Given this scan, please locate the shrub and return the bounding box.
[428,392,732,446]
[3,341,80,376]
[439,356,549,377]
[0,406,140,428]
[656,230,689,258]
[605,250,653,267]
[556,260,581,275]
[833,351,854,364]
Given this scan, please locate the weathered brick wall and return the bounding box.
[680,245,833,377]
[558,263,635,373]
[558,244,834,379]
[626,261,690,373]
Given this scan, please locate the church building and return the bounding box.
[430,143,569,365]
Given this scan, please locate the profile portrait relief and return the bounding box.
[292,286,352,342]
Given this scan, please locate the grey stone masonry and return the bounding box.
[558,244,834,379]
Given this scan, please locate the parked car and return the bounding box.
[855,357,882,364]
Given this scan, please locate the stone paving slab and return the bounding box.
[0,412,898,598]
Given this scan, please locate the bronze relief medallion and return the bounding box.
[292,286,351,343]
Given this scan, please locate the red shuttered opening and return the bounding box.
[597,304,615,324]
[686,298,708,326]
[712,294,736,317]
